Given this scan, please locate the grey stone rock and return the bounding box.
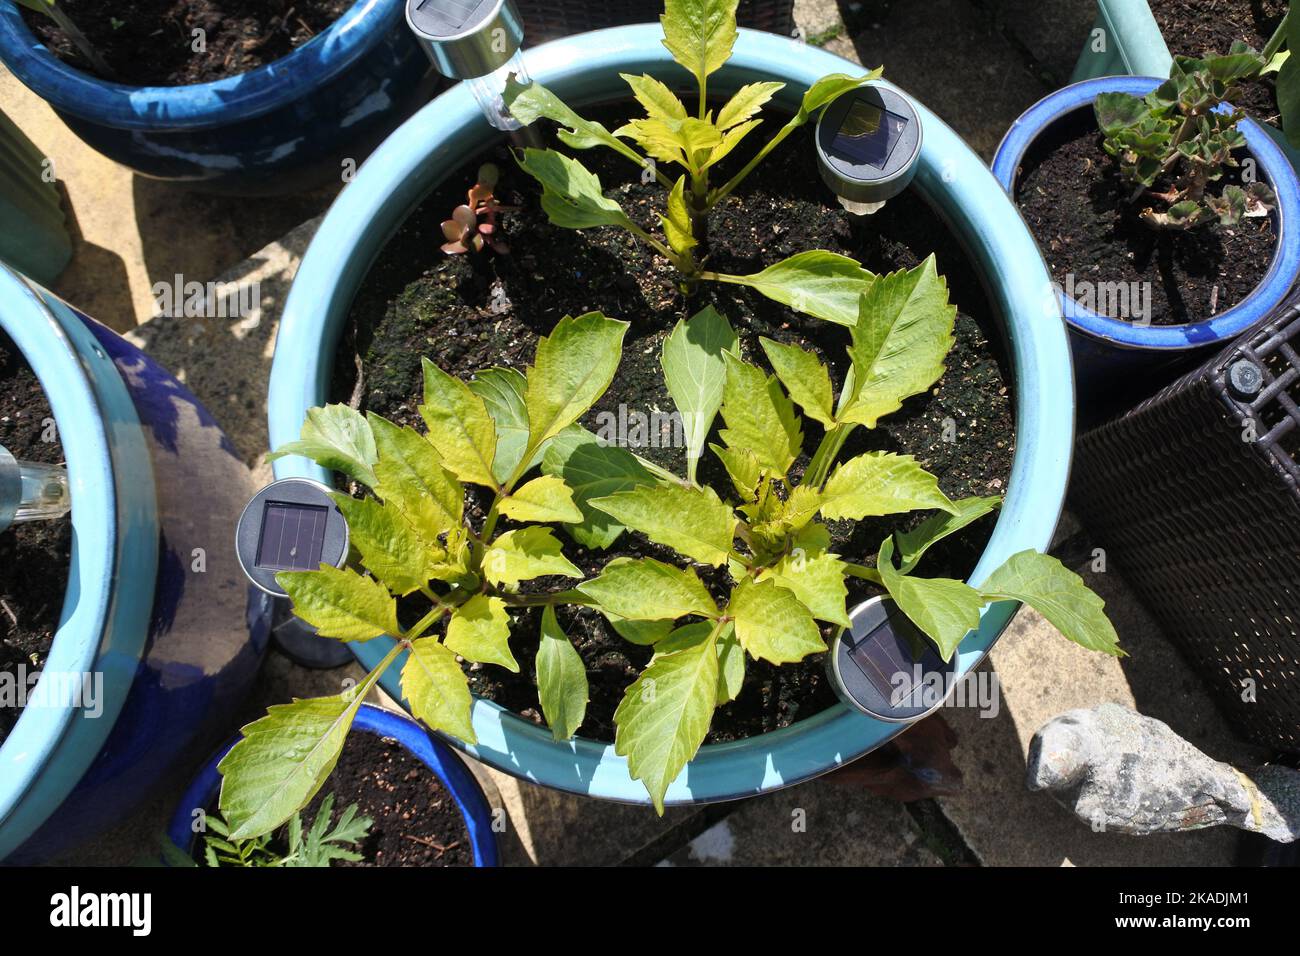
[1027,703,1300,843]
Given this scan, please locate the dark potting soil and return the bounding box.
[329,104,1015,744]
[197,730,474,866]
[1016,115,1276,326]
[21,0,352,86]
[1149,0,1288,127]
[0,332,72,745]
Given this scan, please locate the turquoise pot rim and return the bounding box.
[0,267,159,858]
[0,0,401,131]
[268,26,1075,805]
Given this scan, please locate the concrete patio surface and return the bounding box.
[2,0,1272,867]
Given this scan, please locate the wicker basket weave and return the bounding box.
[1071,302,1300,753]
[516,0,797,45]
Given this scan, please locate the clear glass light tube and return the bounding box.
[465,51,532,131]
[0,448,70,532]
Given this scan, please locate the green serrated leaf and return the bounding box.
[578,556,718,620]
[445,594,519,672]
[525,312,629,453]
[894,495,1001,574]
[368,414,463,543]
[715,625,745,704]
[661,0,737,86]
[795,70,884,123]
[662,306,737,481]
[621,72,688,122]
[719,352,802,477]
[877,537,983,661]
[609,616,676,645]
[980,549,1123,656]
[328,493,433,596]
[517,148,638,231]
[710,442,761,499]
[504,76,648,168]
[483,526,583,588]
[402,637,476,742]
[276,565,399,642]
[614,619,719,813]
[819,452,954,520]
[729,577,827,664]
[542,426,653,549]
[758,550,850,627]
[268,404,378,487]
[617,117,691,166]
[591,482,737,566]
[418,358,498,488]
[722,250,876,327]
[662,175,698,258]
[840,256,956,428]
[499,474,583,523]
[717,81,784,129]
[469,366,538,484]
[537,606,589,740]
[760,337,836,427]
[707,118,762,166]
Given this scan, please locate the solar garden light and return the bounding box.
[827,595,957,723]
[406,0,532,133]
[816,86,922,216]
[0,443,70,534]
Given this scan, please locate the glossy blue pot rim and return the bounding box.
[167,703,499,866]
[0,266,158,853]
[269,26,1074,805]
[0,0,400,130]
[992,75,1300,350]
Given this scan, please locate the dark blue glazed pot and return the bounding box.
[167,703,500,866]
[0,0,437,195]
[992,76,1300,397]
[0,265,270,863]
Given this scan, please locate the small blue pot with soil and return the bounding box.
[0,0,437,195]
[167,703,500,866]
[992,75,1300,400]
[0,265,270,863]
[267,26,1076,809]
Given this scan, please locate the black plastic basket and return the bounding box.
[1071,302,1300,753]
[516,0,797,45]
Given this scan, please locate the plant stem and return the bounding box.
[404,605,448,642]
[843,562,883,585]
[632,450,688,486]
[46,4,116,78]
[708,119,800,208]
[498,588,595,608]
[626,223,680,265]
[480,497,502,544]
[805,423,854,489]
[1263,12,1290,62]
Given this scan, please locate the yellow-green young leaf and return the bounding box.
[724,251,876,326]
[894,495,1001,574]
[877,537,983,662]
[760,337,836,427]
[614,620,719,813]
[715,624,745,704]
[268,403,377,487]
[368,414,463,542]
[616,117,689,166]
[795,70,884,123]
[979,549,1123,656]
[820,452,955,520]
[542,426,653,549]
[661,175,698,257]
[841,256,956,428]
[483,526,583,588]
[717,81,784,129]
[537,606,589,740]
[590,483,737,567]
[730,577,826,664]
[621,72,688,122]
[469,366,537,484]
[499,474,583,523]
[577,556,718,620]
[418,358,498,488]
[679,116,723,171]
[759,550,850,627]
[661,0,737,85]
[711,442,761,499]
[661,306,737,480]
[328,493,433,596]
[526,312,629,450]
[776,484,823,531]
[516,148,638,231]
[719,352,802,476]
[276,565,399,641]
[707,118,761,166]
[608,616,675,645]
[402,637,476,742]
[445,594,519,672]
[218,681,377,840]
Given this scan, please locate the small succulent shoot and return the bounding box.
[499,0,883,328]
[196,793,372,868]
[16,0,115,78]
[441,163,514,255]
[221,264,1122,820]
[1095,49,1277,230]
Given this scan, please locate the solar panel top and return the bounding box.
[255,500,329,572]
[413,0,497,36]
